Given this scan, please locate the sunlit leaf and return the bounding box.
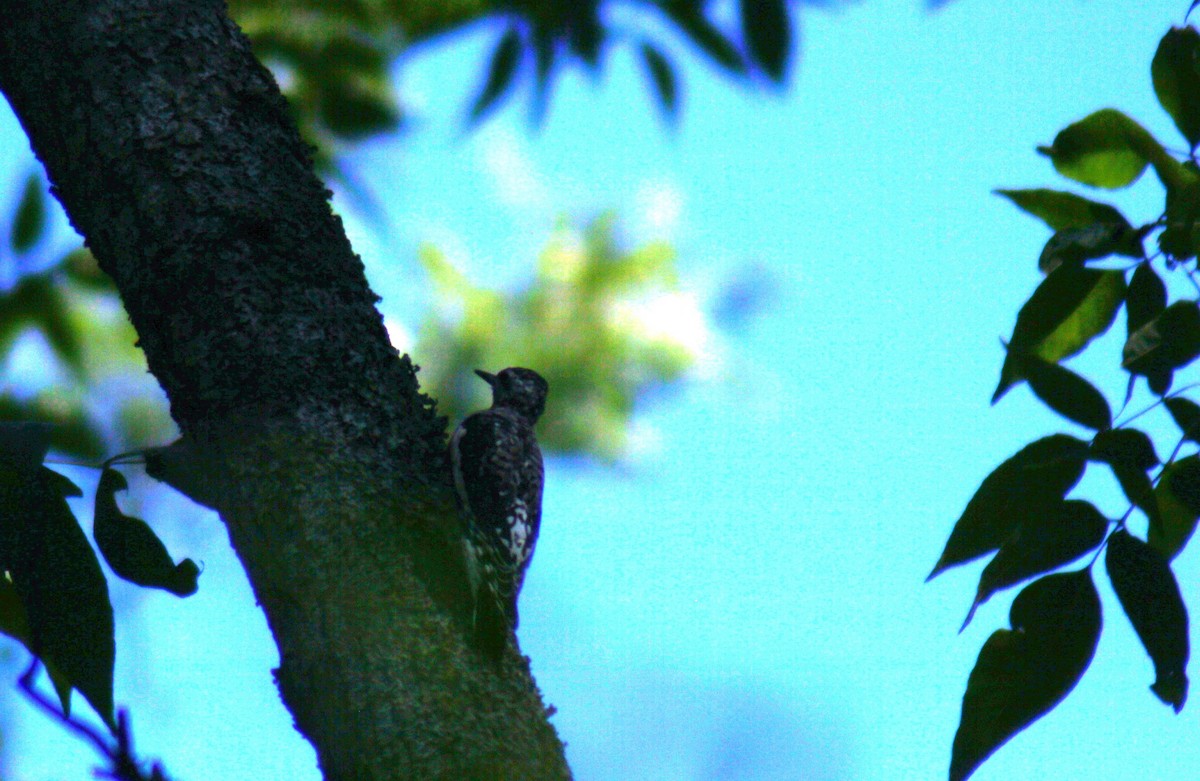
[1106,529,1189,712]
[1152,27,1200,148]
[963,500,1107,630]
[11,174,45,254]
[1038,109,1152,188]
[929,435,1088,579]
[994,267,1124,401]
[950,571,1101,781]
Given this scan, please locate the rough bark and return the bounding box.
[0,1,570,779]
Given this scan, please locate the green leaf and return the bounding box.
[1089,428,1161,527]
[1151,454,1200,559]
[1106,529,1189,712]
[994,267,1125,401]
[93,469,199,597]
[1166,397,1200,443]
[950,571,1101,781]
[963,500,1107,630]
[11,174,45,254]
[929,435,1088,579]
[1126,263,1166,336]
[995,188,1132,232]
[1037,222,1144,273]
[1152,27,1200,148]
[1161,174,1200,261]
[469,27,522,124]
[740,0,790,81]
[1037,109,1152,188]
[1089,428,1159,471]
[1123,301,1200,386]
[0,462,115,728]
[640,43,678,122]
[1015,352,1112,431]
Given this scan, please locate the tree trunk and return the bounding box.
[0,1,569,778]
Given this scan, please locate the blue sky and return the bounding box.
[3,1,1198,779]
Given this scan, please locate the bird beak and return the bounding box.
[474,369,497,386]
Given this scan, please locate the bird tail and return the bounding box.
[473,593,514,660]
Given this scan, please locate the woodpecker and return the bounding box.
[450,367,549,657]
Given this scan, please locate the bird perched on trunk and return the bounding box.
[450,367,549,658]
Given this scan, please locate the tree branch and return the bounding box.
[0,1,569,778]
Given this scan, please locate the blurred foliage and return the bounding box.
[228,0,804,165]
[0,174,174,462]
[930,18,1200,781]
[0,0,813,463]
[416,214,698,460]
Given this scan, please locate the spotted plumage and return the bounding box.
[450,367,548,657]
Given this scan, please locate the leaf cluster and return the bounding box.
[416,213,697,460]
[0,174,173,461]
[225,0,800,157]
[0,425,199,736]
[931,20,1200,781]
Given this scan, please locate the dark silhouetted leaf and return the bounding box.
[0,463,115,727]
[11,174,45,254]
[0,275,84,374]
[1123,301,1200,385]
[994,267,1124,401]
[0,575,72,711]
[1016,352,1112,431]
[470,28,522,124]
[1037,223,1144,273]
[640,44,678,122]
[1106,529,1189,711]
[0,421,53,470]
[1089,428,1159,471]
[1037,109,1151,189]
[1151,455,1200,559]
[1153,27,1200,148]
[661,2,745,74]
[950,571,1101,781]
[1089,428,1161,527]
[530,27,556,124]
[1127,263,1166,337]
[93,469,199,597]
[741,0,790,81]
[1162,174,1200,261]
[930,435,1088,579]
[963,500,1107,630]
[996,188,1132,233]
[1166,397,1200,443]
